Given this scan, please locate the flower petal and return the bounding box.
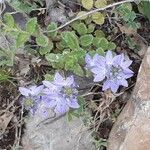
[110,82,119,93]
[91,67,106,82]
[121,60,133,69]
[42,81,53,88]
[102,80,110,91]
[19,87,30,97]
[67,98,80,108]
[54,72,64,83]
[113,54,124,67]
[85,54,92,66]
[65,76,75,86]
[31,85,44,96]
[54,102,69,114]
[106,51,113,65]
[119,79,128,87]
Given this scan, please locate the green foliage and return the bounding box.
[93,37,116,51]
[87,24,95,33]
[76,23,88,35]
[95,0,107,8]
[92,12,105,25]
[0,47,14,67]
[93,138,107,149]
[26,18,37,34]
[1,0,118,78]
[36,34,49,47]
[16,33,29,47]
[3,13,15,28]
[0,69,10,82]
[138,1,150,21]
[67,96,86,121]
[44,74,54,81]
[39,42,53,55]
[117,3,140,29]
[61,32,80,50]
[47,22,58,38]
[8,0,44,14]
[79,34,93,47]
[125,36,140,52]
[79,0,106,25]
[81,0,93,10]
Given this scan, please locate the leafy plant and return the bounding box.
[79,0,107,25]
[0,69,10,82]
[117,3,141,29]
[8,0,44,14]
[138,1,150,21]
[44,21,116,76]
[0,47,14,66]
[93,138,107,149]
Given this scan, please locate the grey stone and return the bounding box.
[22,105,95,150]
[108,47,150,150]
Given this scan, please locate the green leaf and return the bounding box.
[73,65,84,76]
[71,49,86,63]
[85,17,93,25]
[123,11,136,22]
[3,13,15,28]
[94,30,105,37]
[36,34,49,47]
[65,57,76,71]
[16,33,29,47]
[96,48,105,56]
[39,41,53,55]
[77,11,88,20]
[87,24,95,33]
[61,32,79,50]
[45,53,60,63]
[76,23,87,35]
[67,111,73,121]
[92,12,105,25]
[138,1,150,21]
[126,21,141,29]
[95,0,107,8]
[47,22,58,38]
[80,34,93,47]
[81,0,93,10]
[44,74,54,81]
[26,18,37,34]
[71,21,81,30]
[93,37,101,47]
[99,38,108,50]
[107,42,116,50]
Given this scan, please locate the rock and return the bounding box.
[22,105,95,150]
[108,47,150,150]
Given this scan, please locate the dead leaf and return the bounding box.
[117,23,137,36]
[117,23,148,57]
[0,112,14,135]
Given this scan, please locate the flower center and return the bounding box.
[24,98,34,107]
[107,65,122,79]
[64,87,73,96]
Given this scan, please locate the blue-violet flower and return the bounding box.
[42,72,79,114]
[19,85,44,114]
[85,51,134,93]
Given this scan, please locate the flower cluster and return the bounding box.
[85,51,134,93]
[19,73,79,116]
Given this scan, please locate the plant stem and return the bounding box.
[44,0,137,33]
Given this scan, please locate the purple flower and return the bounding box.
[85,53,105,69]
[19,85,44,97]
[85,51,134,93]
[42,72,79,114]
[19,85,44,114]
